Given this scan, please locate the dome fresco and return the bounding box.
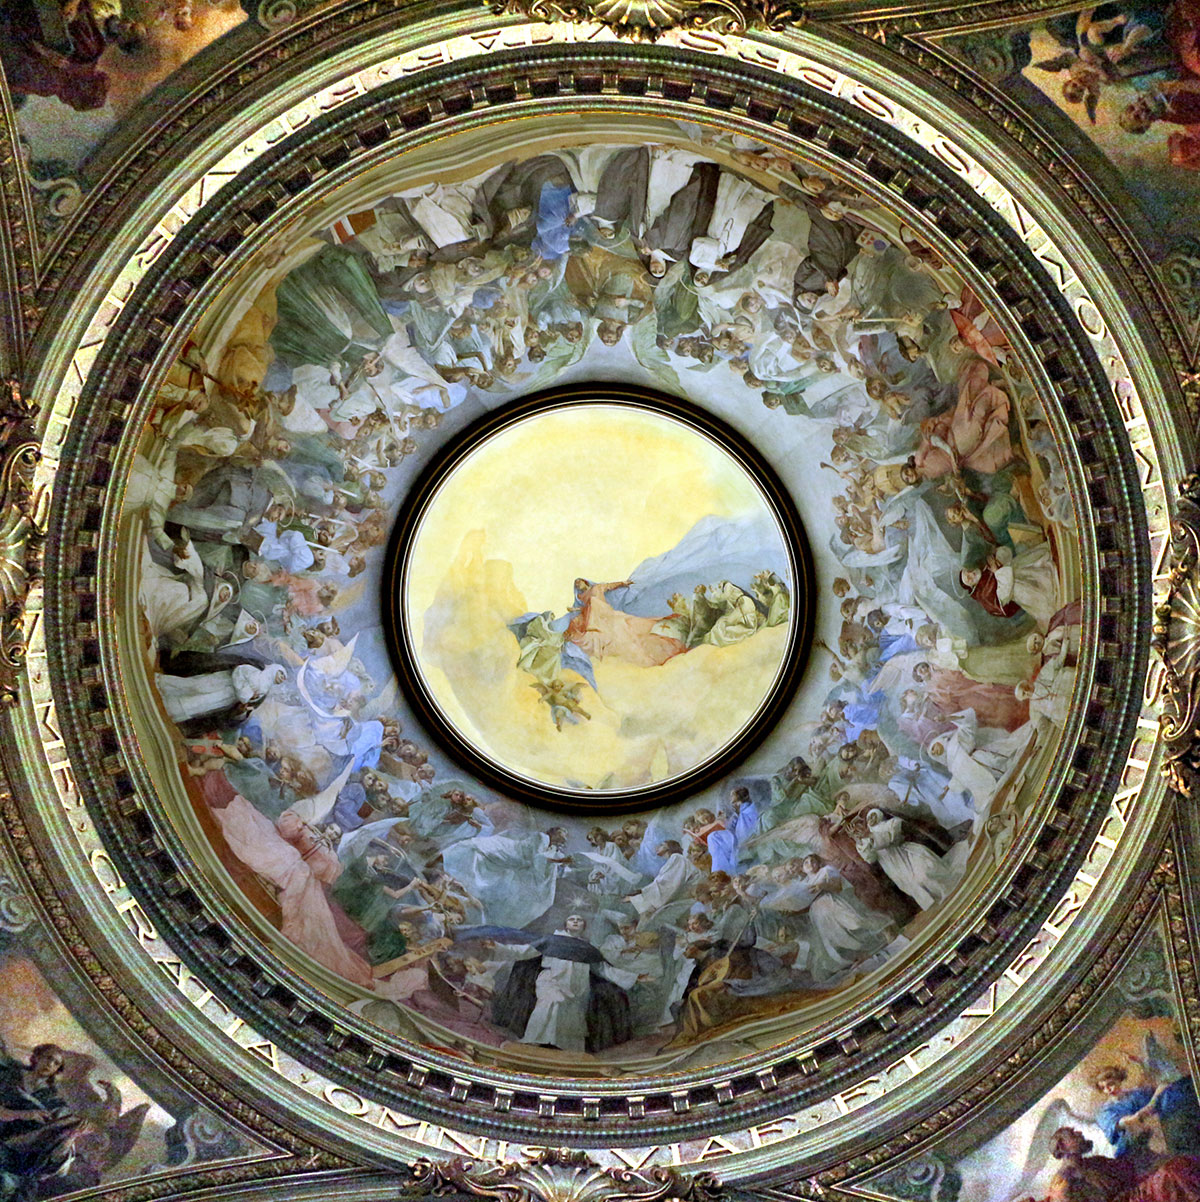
[394,395,808,801]
[121,121,1083,1072]
[0,4,1194,1197]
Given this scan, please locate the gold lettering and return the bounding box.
[794,66,838,93]
[442,1131,488,1156]
[749,1121,789,1148]
[695,1136,742,1161]
[1073,296,1107,338]
[52,761,79,804]
[735,43,780,69]
[1144,661,1165,708]
[89,849,123,894]
[115,896,158,945]
[848,86,895,122]
[1000,192,1039,240]
[323,1085,370,1116]
[929,138,973,179]
[38,703,62,747]
[1133,443,1159,488]
[1033,242,1074,289]
[834,1081,880,1114]
[964,983,998,1017]
[374,1110,427,1137]
[244,1039,282,1072]
[611,1147,658,1170]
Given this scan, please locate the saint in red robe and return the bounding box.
[927,666,1029,732]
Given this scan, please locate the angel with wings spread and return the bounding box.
[1033,6,1159,124]
[0,1040,149,1199]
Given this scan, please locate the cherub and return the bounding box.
[1033,8,1156,123]
[532,679,592,730]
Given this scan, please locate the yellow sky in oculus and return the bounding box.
[407,405,767,619]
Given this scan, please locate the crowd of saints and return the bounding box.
[130,133,1082,1060]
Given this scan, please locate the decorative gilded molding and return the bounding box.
[0,379,45,708]
[490,0,802,38]
[1155,474,1200,797]
[404,1148,725,1202]
[26,45,1156,1153]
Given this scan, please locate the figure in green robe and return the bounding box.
[753,571,790,627]
[564,245,655,333]
[271,246,394,370]
[652,593,693,645]
[331,853,410,963]
[686,584,722,648]
[704,581,761,646]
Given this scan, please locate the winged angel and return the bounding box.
[0,1039,150,1198]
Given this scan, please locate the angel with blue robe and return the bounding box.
[1093,1036,1200,1168]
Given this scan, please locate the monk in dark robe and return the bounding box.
[642,162,720,268]
[477,917,636,1053]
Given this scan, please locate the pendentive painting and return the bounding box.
[0,873,256,1201]
[942,0,1200,328]
[0,0,246,225]
[119,117,1084,1074]
[867,926,1200,1202]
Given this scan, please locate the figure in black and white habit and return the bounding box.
[460,915,640,1053]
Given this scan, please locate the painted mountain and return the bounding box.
[610,513,791,617]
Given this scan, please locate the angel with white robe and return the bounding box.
[990,542,1060,627]
[786,856,894,982]
[403,182,483,249]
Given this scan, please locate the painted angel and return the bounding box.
[1034,8,1157,123]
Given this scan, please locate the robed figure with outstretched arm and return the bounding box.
[566,579,686,668]
[456,916,639,1053]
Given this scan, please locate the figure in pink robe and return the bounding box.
[916,662,1029,732]
[213,796,374,988]
[566,579,686,668]
[913,359,1014,480]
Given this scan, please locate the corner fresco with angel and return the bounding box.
[936,927,1200,1202]
[0,895,250,1200]
[945,1,1200,256]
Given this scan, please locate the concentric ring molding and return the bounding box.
[12,16,1176,1174]
[25,35,1163,1144]
[384,386,815,811]
[97,96,1120,1115]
